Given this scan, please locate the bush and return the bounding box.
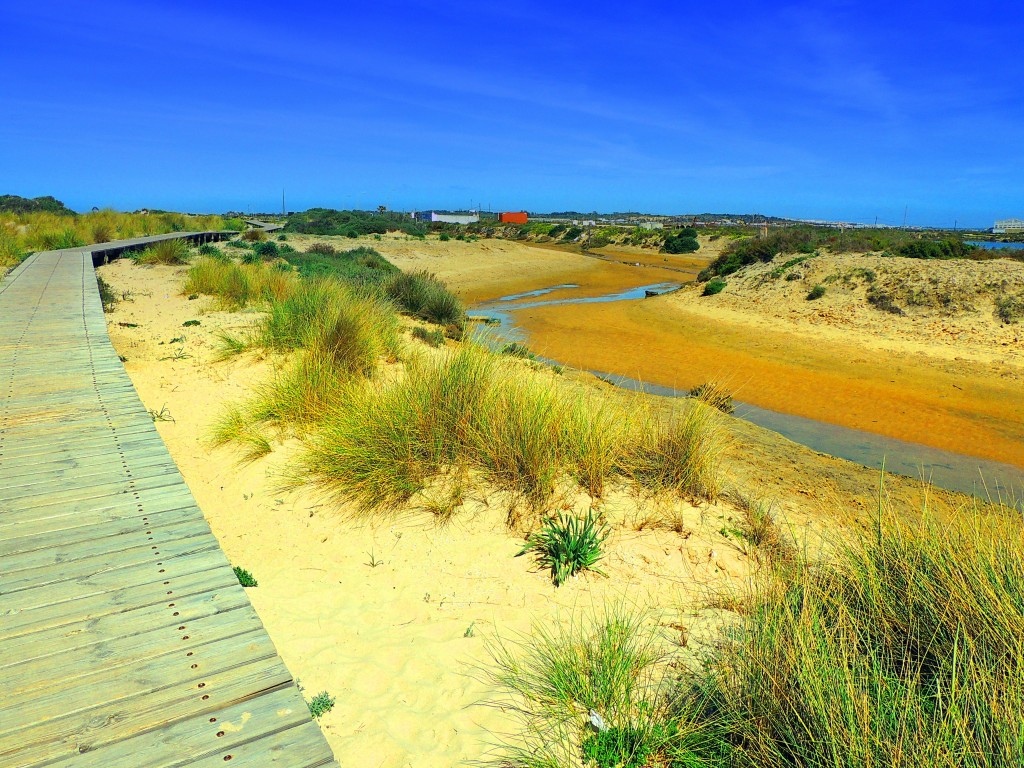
[411,326,445,347]
[286,245,397,283]
[662,228,700,254]
[996,293,1024,324]
[439,232,450,241]
[501,342,535,359]
[689,382,734,414]
[255,240,279,258]
[307,691,335,719]
[516,509,609,586]
[383,270,465,327]
[197,243,225,259]
[702,278,727,296]
[241,228,266,242]
[133,238,190,265]
[806,284,826,300]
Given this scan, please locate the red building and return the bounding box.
[498,211,528,224]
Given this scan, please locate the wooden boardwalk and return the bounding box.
[0,241,338,767]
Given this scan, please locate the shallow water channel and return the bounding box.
[471,283,1024,502]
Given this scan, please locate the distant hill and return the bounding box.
[0,195,76,216]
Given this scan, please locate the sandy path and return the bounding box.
[98,259,753,767]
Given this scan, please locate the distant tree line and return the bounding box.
[0,195,76,215]
[283,208,426,237]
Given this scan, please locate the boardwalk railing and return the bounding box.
[0,232,338,767]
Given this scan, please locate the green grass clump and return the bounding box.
[286,244,397,283]
[241,227,266,243]
[283,345,725,518]
[232,566,258,587]
[688,381,735,414]
[411,326,445,347]
[133,238,190,265]
[490,501,1024,767]
[623,401,726,500]
[383,269,466,327]
[183,257,294,308]
[517,509,609,586]
[487,607,720,767]
[702,278,727,296]
[96,275,118,312]
[501,342,536,359]
[996,293,1024,324]
[806,283,826,300]
[197,242,224,259]
[307,691,335,719]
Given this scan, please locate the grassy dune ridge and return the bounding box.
[0,208,239,270]
[190,253,726,521]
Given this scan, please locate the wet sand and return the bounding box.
[516,297,1024,471]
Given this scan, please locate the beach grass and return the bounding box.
[487,499,1024,767]
[132,238,191,265]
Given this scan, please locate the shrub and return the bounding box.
[96,275,118,312]
[307,691,335,719]
[197,243,225,259]
[439,232,450,241]
[996,293,1024,324]
[306,242,337,255]
[516,509,609,586]
[241,227,266,242]
[133,238,190,265]
[411,326,445,347]
[702,278,727,296]
[255,240,279,258]
[688,382,734,414]
[383,270,466,327]
[662,228,700,254]
[501,342,535,359]
[806,284,826,300]
[232,566,258,587]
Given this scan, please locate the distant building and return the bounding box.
[411,211,480,225]
[994,218,1024,234]
[498,211,528,224]
[638,221,664,230]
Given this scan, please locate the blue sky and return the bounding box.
[3,1,1022,226]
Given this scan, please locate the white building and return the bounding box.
[431,212,479,225]
[639,221,664,230]
[994,218,1024,234]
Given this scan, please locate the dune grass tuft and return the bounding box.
[133,238,191,265]
[384,269,466,327]
[488,500,1024,767]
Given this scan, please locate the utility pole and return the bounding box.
[902,206,908,229]
[282,189,286,217]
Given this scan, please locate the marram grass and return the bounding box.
[487,501,1024,768]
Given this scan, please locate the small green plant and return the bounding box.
[118,321,139,328]
[464,622,476,638]
[197,243,222,258]
[581,725,659,768]
[996,293,1024,324]
[688,381,735,414]
[702,278,726,296]
[807,284,826,300]
[187,293,199,300]
[411,326,445,347]
[233,566,258,587]
[517,509,609,586]
[182,319,201,327]
[96,275,118,312]
[439,232,450,241]
[365,551,383,568]
[307,691,335,719]
[149,404,175,422]
[501,342,535,359]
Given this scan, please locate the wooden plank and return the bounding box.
[1,582,250,670]
[2,564,236,640]
[0,629,276,736]
[1,527,218,595]
[0,655,294,766]
[7,604,263,698]
[0,241,336,767]
[1,515,211,575]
